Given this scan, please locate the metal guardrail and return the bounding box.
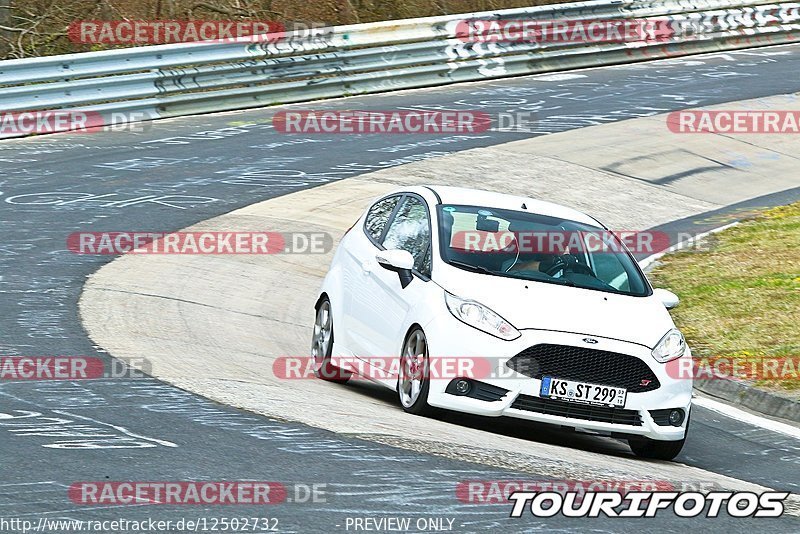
[0,0,799,137]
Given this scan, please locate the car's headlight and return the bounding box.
[444,292,520,341]
[652,328,686,363]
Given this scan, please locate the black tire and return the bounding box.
[311,297,350,384]
[628,417,689,461]
[397,328,435,416]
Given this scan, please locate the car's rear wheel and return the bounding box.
[398,328,434,416]
[628,418,689,461]
[311,298,350,383]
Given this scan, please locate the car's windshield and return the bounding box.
[437,204,651,297]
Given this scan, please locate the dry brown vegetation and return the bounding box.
[0,0,567,59]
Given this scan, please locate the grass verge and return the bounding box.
[648,202,800,396]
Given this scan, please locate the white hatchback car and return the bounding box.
[313,185,692,460]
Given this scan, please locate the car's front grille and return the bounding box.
[511,394,643,426]
[506,343,660,393]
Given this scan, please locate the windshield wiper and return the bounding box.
[448,260,577,286]
[447,260,494,275]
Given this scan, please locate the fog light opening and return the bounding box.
[454,379,471,395]
[669,409,685,426]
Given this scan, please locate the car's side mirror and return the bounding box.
[654,288,680,310]
[376,249,414,288]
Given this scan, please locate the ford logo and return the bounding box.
[582,338,599,344]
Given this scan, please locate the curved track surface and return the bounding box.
[2,45,800,532]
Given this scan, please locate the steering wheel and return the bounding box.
[544,254,596,277]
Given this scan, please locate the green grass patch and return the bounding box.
[648,202,800,394]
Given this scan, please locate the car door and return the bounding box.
[349,194,433,372]
[341,194,402,356]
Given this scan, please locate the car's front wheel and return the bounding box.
[311,297,350,383]
[628,419,689,461]
[398,328,435,416]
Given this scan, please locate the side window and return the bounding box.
[383,196,431,276]
[592,253,631,292]
[364,196,400,242]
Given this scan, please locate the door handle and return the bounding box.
[361,261,372,274]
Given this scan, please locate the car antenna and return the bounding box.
[521,203,527,209]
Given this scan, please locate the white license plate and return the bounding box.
[540,376,627,407]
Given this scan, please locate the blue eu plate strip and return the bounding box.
[540,376,551,397]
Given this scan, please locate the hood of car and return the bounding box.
[437,268,674,348]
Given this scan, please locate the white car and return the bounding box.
[312,185,692,460]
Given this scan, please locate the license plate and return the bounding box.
[540,376,627,407]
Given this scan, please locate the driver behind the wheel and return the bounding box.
[499,220,568,274]
[502,251,563,274]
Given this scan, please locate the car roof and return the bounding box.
[410,185,603,228]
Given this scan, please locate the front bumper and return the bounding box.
[424,314,692,441]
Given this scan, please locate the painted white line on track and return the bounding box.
[693,396,800,440]
[533,73,587,81]
[0,482,58,488]
[52,410,179,448]
[638,221,739,270]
